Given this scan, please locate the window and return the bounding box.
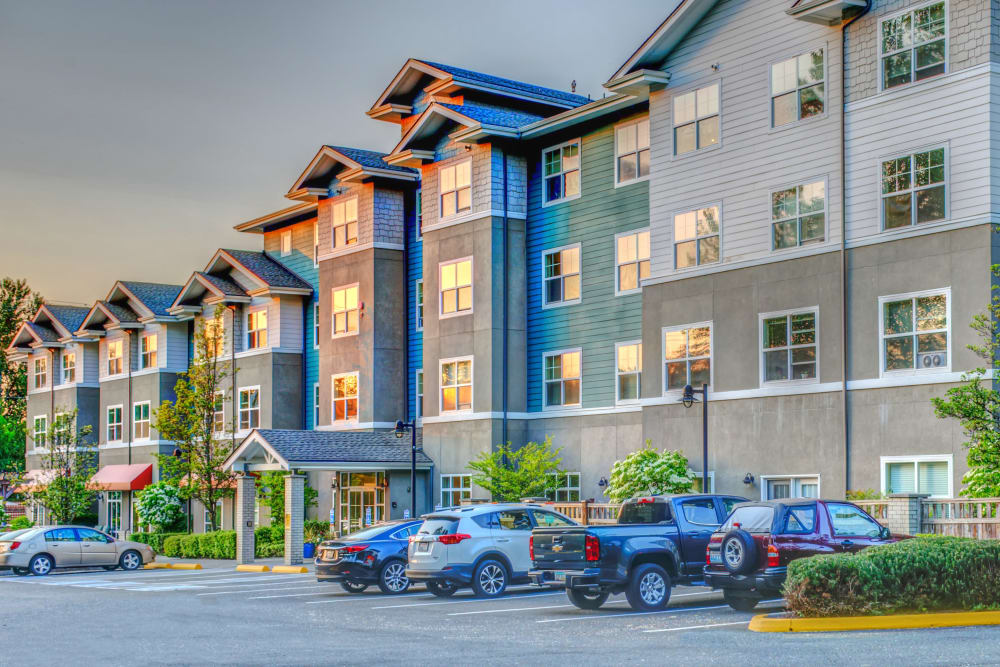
[32,416,47,447]
[616,342,642,403]
[30,357,46,389]
[690,473,715,494]
[77,528,109,543]
[313,222,319,267]
[415,280,424,330]
[616,230,650,294]
[205,318,224,358]
[205,500,223,532]
[827,503,882,537]
[881,2,946,90]
[239,387,260,430]
[440,358,472,413]
[45,528,77,543]
[213,391,225,434]
[663,324,711,391]
[782,505,817,534]
[772,181,825,249]
[674,206,720,268]
[440,474,471,507]
[332,373,358,423]
[133,402,150,440]
[543,349,581,408]
[331,285,360,336]
[107,339,123,375]
[542,139,581,204]
[532,510,575,527]
[415,369,424,419]
[881,290,948,373]
[881,147,946,229]
[761,310,818,384]
[883,456,951,497]
[280,230,292,256]
[140,334,157,369]
[764,476,819,500]
[439,259,472,316]
[246,309,267,350]
[542,245,581,307]
[680,498,718,525]
[416,189,423,236]
[771,49,824,127]
[546,472,581,502]
[107,406,123,442]
[313,383,320,428]
[62,352,75,384]
[313,302,319,350]
[615,117,650,184]
[439,161,472,218]
[673,84,719,155]
[496,509,532,531]
[331,198,358,248]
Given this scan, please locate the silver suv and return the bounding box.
[405,503,575,598]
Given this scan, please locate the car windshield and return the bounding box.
[342,523,398,541]
[0,529,31,541]
[417,518,458,536]
[618,501,671,524]
[721,506,774,533]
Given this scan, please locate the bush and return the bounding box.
[135,482,184,532]
[256,541,284,558]
[10,516,33,530]
[179,534,201,559]
[304,519,331,544]
[784,537,1000,617]
[162,535,184,557]
[130,532,188,553]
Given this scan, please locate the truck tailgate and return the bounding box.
[531,527,590,568]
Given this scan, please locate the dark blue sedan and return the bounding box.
[315,519,422,594]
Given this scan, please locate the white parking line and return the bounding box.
[644,620,750,633]
[305,592,434,605]
[198,585,323,596]
[536,603,731,624]
[371,591,563,610]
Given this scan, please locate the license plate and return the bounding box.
[417,542,431,553]
[709,551,722,565]
[554,571,566,582]
[323,549,338,560]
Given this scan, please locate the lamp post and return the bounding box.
[394,419,418,518]
[681,383,709,493]
[173,447,191,532]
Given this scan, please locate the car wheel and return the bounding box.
[377,561,410,595]
[29,554,53,576]
[471,559,508,598]
[340,581,368,594]
[13,567,30,576]
[721,529,757,575]
[566,588,609,610]
[426,580,458,597]
[119,550,142,571]
[625,563,671,612]
[723,589,760,612]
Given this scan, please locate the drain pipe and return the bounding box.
[501,149,509,448]
[125,329,133,466]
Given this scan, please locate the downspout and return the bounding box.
[404,194,411,423]
[501,149,509,448]
[302,293,309,430]
[125,330,132,466]
[841,2,870,495]
[48,348,55,432]
[228,304,237,449]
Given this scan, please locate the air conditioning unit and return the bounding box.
[917,352,945,369]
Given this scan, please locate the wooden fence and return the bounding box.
[920,498,1000,539]
[550,501,620,525]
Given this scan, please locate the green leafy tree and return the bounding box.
[135,482,185,532]
[605,443,694,503]
[257,471,318,527]
[0,278,43,425]
[29,410,98,524]
[154,305,235,532]
[467,437,566,502]
[0,415,26,476]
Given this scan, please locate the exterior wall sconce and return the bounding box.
[743,473,755,486]
[597,477,608,488]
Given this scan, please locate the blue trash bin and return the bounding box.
[303,543,316,559]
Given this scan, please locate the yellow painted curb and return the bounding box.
[143,563,171,570]
[168,563,203,570]
[750,610,1000,633]
[235,564,271,573]
[272,565,309,574]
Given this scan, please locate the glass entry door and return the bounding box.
[107,491,123,537]
[338,472,387,535]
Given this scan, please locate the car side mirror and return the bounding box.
[880,526,891,540]
[106,536,115,543]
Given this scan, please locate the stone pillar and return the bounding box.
[284,474,305,566]
[885,493,929,535]
[235,475,256,564]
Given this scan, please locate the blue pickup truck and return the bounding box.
[528,494,746,611]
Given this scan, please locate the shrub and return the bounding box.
[784,536,1000,617]
[10,516,33,530]
[256,541,284,558]
[210,530,237,559]
[162,535,184,558]
[179,534,201,559]
[130,532,187,553]
[304,519,331,544]
[135,482,184,532]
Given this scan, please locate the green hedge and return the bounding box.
[155,528,285,559]
[130,532,188,554]
[784,536,1000,617]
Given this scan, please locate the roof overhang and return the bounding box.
[105,282,155,321]
[384,149,436,169]
[224,431,291,472]
[6,321,44,354]
[388,102,485,158]
[609,0,719,82]
[365,102,413,123]
[518,93,647,140]
[168,272,250,314]
[76,301,140,336]
[33,305,75,340]
[234,202,318,234]
[787,0,866,24]
[603,69,671,97]
[286,187,328,203]
[287,146,415,200]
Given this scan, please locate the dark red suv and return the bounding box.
[704,499,900,611]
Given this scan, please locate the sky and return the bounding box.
[0,0,670,305]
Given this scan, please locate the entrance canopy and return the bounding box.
[224,429,433,473]
[87,464,153,491]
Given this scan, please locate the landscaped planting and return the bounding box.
[136,521,332,559]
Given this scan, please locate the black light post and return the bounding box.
[173,447,191,532]
[681,383,709,493]
[394,419,418,518]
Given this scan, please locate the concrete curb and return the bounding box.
[749,610,1000,633]
[236,564,271,573]
[272,565,309,574]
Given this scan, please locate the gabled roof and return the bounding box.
[234,202,318,234]
[168,271,251,314]
[76,299,142,334]
[287,145,417,201]
[388,101,541,160]
[115,282,183,318]
[197,272,248,298]
[608,0,717,84]
[438,103,545,129]
[39,305,90,336]
[217,249,312,292]
[224,429,433,472]
[7,320,59,351]
[421,61,589,107]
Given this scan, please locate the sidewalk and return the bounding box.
[151,556,315,571]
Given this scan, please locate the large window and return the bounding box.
[761,310,818,384]
[616,229,650,294]
[547,472,581,502]
[440,259,472,316]
[615,117,650,184]
[771,49,824,127]
[246,310,267,350]
[33,357,47,389]
[544,349,581,408]
[32,416,47,447]
[107,339,123,376]
[332,285,360,337]
[772,181,825,249]
[673,84,719,155]
[239,387,260,430]
[663,324,711,391]
[331,198,358,248]
[439,161,472,218]
[440,474,471,507]
[881,147,946,230]
[415,369,424,419]
[543,245,581,307]
[674,205,720,269]
[133,402,150,440]
[62,352,75,384]
[881,2,946,90]
[543,139,581,204]
[440,358,472,413]
[140,334,158,369]
[415,280,424,331]
[332,373,359,423]
[616,342,642,403]
[880,290,949,374]
[763,476,819,500]
[882,456,951,497]
[107,406,123,442]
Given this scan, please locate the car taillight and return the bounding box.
[408,535,418,543]
[637,497,655,504]
[706,545,711,565]
[438,533,471,545]
[529,536,534,560]
[343,544,369,553]
[9,542,19,551]
[585,535,600,561]
[767,543,780,568]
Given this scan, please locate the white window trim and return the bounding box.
[877,0,949,94]
[245,307,268,351]
[415,368,424,421]
[768,175,829,252]
[541,243,582,310]
[440,473,472,507]
[541,138,582,207]
[439,355,473,414]
[661,321,714,396]
[669,80,723,160]
[34,357,48,389]
[438,257,474,319]
[877,143,949,232]
[331,283,361,339]
[331,197,359,249]
[614,228,651,296]
[61,350,76,385]
[542,347,583,410]
[140,333,158,370]
[238,386,261,431]
[313,302,320,350]
[213,390,225,434]
[133,400,151,441]
[106,404,124,443]
[759,474,821,501]
[32,415,47,447]
[313,382,320,428]
[615,340,642,405]
[671,201,723,272]
[758,306,820,388]
[438,159,473,221]
[614,116,651,187]
[688,471,716,494]
[767,46,828,130]
[280,230,292,257]
[331,372,359,425]
[415,279,424,331]
[880,454,954,498]
[877,287,951,378]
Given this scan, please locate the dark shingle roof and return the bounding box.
[222,250,312,291]
[420,60,590,108]
[439,102,545,129]
[325,146,417,175]
[120,282,183,317]
[26,321,60,343]
[100,301,139,324]
[197,272,248,297]
[43,305,91,334]
[254,429,432,465]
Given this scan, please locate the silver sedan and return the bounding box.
[0,526,156,576]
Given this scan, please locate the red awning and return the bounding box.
[87,464,153,491]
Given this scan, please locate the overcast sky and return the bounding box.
[0,0,670,305]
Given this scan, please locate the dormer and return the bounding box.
[286,146,417,203]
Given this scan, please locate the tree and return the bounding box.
[467,437,567,502]
[135,482,185,532]
[605,443,694,503]
[154,305,235,532]
[257,471,318,527]
[0,278,43,426]
[29,410,98,524]
[0,415,26,475]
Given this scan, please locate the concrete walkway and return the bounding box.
[152,556,315,571]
